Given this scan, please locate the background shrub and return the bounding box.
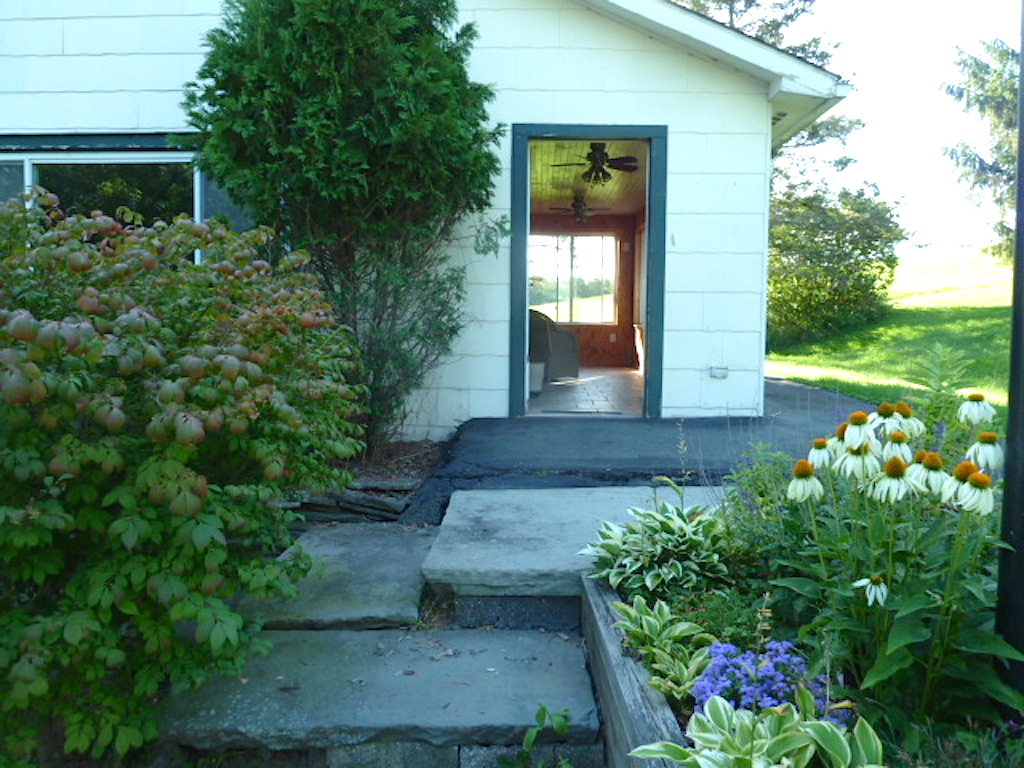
[0,193,364,763]
[768,185,906,349]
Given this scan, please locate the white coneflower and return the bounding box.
[843,411,878,452]
[807,438,833,471]
[881,432,914,464]
[966,432,1004,474]
[941,461,979,504]
[869,457,919,504]
[787,459,825,503]
[894,401,926,439]
[957,471,995,516]
[826,422,848,456]
[957,393,997,425]
[868,402,902,436]
[852,576,888,607]
[833,444,881,483]
[915,451,949,496]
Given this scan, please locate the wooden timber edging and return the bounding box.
[581,577,686,768]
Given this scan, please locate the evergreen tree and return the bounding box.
[183,0,503,452]
[946,39,1019,260]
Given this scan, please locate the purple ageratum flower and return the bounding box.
[692,641,849,724]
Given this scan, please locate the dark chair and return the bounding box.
[529,310,580,380]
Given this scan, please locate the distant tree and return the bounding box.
[768,184,906,348]
[182,0,503,454]
[945,39,1019,261]
[672,0,831,65]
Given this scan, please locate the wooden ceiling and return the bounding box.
[530,139,648,221]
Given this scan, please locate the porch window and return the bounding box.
[528,234,617,324]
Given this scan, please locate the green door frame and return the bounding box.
[509,123,667,417]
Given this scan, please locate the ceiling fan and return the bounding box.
[552,142,639,184]
[549,192,610,223]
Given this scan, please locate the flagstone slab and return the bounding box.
[249,523,437,630]
[422,486,723,597]
[161,629,599,751]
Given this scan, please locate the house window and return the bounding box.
[36,162,193,221]
[0,150,251,231]
[528,234,617,324]
[0,162,23,201]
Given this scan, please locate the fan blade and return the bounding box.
[551,162,588,167]
[606,157,638,172]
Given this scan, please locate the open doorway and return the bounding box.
[526,138,648,415]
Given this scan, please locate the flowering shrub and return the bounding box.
[774,393,1022,730]
[0,193,364,763]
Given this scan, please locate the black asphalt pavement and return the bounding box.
[401,378,872,525]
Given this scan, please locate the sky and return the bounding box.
[788,0,1021,256]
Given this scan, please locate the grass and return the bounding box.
[766,244,1014,412]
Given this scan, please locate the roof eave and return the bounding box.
[580,0,850,144]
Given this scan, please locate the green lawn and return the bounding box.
[766,244,1014,409]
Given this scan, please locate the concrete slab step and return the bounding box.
[246,523,437,630]
[422,486,723,599]
[160,628,599,752]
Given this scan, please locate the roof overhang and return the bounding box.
[580,0,851,150]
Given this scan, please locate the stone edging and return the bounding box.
[581,577,686,768]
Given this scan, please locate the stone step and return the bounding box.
[245,523,437,630]
[160,628,600,753]
[422,485,724,599]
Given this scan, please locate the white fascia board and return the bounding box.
[580,0,849,101]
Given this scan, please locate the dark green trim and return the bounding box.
[509,124,668,418]
[0,134,186,152]
[509,127,531,416]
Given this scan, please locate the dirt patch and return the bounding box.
[341,440,447,489]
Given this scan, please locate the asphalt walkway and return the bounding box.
[402,377,871,524]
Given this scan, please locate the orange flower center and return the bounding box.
[978,432,999,445]
[968,393,986,402]
[913,449,927,464]
[895,401,913,418]
[889,432,908,444]
[923,452,944,471]
[954,461,979,482]
[792,459,816,479]
[968,472,992,490]
[876,402,895,417]
[813,438,828,449]
[884,457,908,478]
[848,444,873,457]
[849,411,869,426]
[836,423,848,439]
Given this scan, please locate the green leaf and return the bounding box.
[885,616,931,655]
[770,577,822,599]
[850,717,884,766]
[802,721,851,768]
[860,647,915,689]
[952,629,1024,662]
[629,741,694,762]
[893,592,937,618]
[765,730,815,760]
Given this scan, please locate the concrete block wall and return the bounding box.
[0,2,221,133]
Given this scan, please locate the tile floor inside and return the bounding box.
[527,366,643,416]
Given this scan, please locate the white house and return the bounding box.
[0,0,849,440]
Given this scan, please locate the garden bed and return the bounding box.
[581,577,684,768]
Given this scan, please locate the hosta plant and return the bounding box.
[580,480,730,602]
[0,192,364,764]
[612,596,715,706]
[631,688,886,768]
